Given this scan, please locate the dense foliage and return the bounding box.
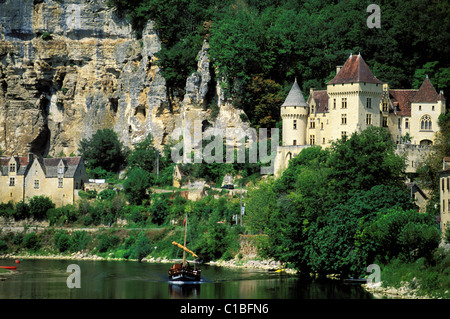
[107,0,450,128]
[245,127,441,277]
[78,128,129,174]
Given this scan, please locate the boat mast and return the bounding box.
[183,214,187,267]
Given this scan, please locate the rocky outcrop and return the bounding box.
[0,0,247,157]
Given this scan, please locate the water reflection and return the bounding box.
[0,259,374,299]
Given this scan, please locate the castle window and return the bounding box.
[322,138,326,144]
[34,180,40,189]
[311,105,315,113]
[333,99,336,109]
[310,119,315,129]
[366,114,372,125]
[420,115,432,130]
[341,114,347,125]
[293,120,297,130]
[341,131,347,138]
[341,98,347,109]
[9,163,15,173]
[9,177,15,186]
[398,118,401,129]
[321,122,324,130]
[419,105,422,111]
[366,98,372,109]
[383,101,388,112]
[59,167,64,174]
[405,119,409,129]
[58,178,63,188]
[383,116,388,127]
[432,105,435,111]
[293,140,297,146]
[309,135,315,145]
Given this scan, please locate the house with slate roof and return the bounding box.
[0,154,88,207]
[274,53,446,177]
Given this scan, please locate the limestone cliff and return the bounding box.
[0,0,248,157]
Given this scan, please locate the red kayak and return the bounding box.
[0,266,17,270]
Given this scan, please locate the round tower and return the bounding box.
[281,79,309,146]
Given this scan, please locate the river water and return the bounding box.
[0,259,374,299]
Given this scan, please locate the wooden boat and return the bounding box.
[0,266,17,270]
[168,214,201,282]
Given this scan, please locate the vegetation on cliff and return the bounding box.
[107,0,450,129]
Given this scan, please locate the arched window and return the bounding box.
[420,115,432,130]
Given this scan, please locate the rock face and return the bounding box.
[0,0,247,157]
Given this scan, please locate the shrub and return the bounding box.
[23,232,40,251]
[0,240,8,253]
[14,201,30,221]
[29,196,55,221]
[54,231,71,253]
[96,233,120,253]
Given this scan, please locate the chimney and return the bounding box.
[28,153,34,164]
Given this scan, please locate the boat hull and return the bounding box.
[0,266,17,270]
[168,265,201,282]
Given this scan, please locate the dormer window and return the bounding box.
[9,163,16,173]
[59,167,64,174]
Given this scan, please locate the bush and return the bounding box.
[96,233,120,253]
[0,240,8,253]
[23,232,40,251]
[54,231,71,252]
[14,201,30,221]
[29,196,55,221]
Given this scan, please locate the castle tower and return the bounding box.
[281,79,309,146]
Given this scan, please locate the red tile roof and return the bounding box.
[389,89,418,117]
[412,77,439,103]
[327,54,383,85]
[308,90,328,113]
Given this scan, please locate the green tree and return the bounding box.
[79,128,128,173]
[29,196,55,221]
[327,127,406,200]
[123,167,152,205]
[13,201,30,221]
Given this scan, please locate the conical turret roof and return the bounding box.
[282,79,308,107]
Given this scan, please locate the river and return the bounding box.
[0,258,374,299]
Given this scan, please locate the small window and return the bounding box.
[333,99,336,109]
[293,140,297,146]
[432,105,435,111]
[293,120,297,130]
[366,114,372,125]
[341,98,347,109]
[9,177,15,186]
[341,131,347,138]
[310,119,315,129]
[309,135,315,145]
[383,116,388,127]
[405,119,409,129]
[9,163,15,173]
[341,114,347,125]
[34,180,39,189]
[322,138,326,144]
[398,118,401,129]
[59,167,64,174]
[58,178,63,188]
[419,105,422,111]
[366,98,372,109]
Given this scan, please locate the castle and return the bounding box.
[274,54,446,176]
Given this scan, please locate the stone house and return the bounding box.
[0,154,89,207]
[439,157,450,238]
